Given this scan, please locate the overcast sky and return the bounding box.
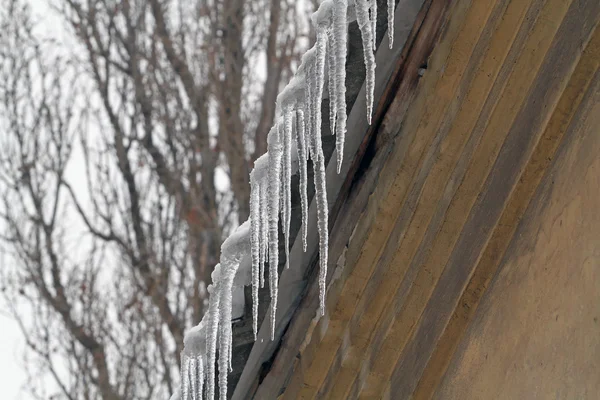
[0,314,28,399]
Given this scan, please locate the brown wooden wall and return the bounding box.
[276,0,600,398]
[435,79,600,399]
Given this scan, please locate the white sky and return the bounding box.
[0,314,28,399]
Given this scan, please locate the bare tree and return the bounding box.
[0,0,311,398]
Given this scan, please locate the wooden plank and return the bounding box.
[357,0,578,396]
[434,67,600,400]
[413,21,600,400]
[324,0,523,397]
[346,3,550,395]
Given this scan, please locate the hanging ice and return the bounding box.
[292,59,312,253]
[259,181,268,289]
[388,0,395,48]
[168,0,400,397]
[295,109,308,251]
[302,48,317,161]
[276,121,284,228]
[312,6,331,315]
[267,126,283,340]
[354,0,376,124]
[217,221,250,400]
[181,355,189,400]
[250,178,260,339]
[249,154,269,338]
[205,266,221,400]
[327,29,338,138]
[196,355,206,399]
[190,358,197,400]
[180,317,208,400]
[311,8,328,150]
[333,0,349,173]
[282,111,292,270]
[277,75,307,270]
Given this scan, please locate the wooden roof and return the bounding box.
[233,0,600,397]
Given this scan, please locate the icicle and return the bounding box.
[249,155,269,339]
[250,179,260,339]
[313,138,329,316]
[296,54,315,160]
[354,0,376,124]
[277,121,285,225]
[371,0,377,50]
[388,0,395,48]
[278,74,309,258]
[206,266,221,400]
[282,109,293,269]
[227,316,232,373]
[314,29,327,154]
[259,181,268,288]
[170,0,400,398]
[181,318,208,400]
[188,358,197,400]
[333,0,348,173]
[197,356,205,399]
[302,48,317,160]
[218,275,233,400]
[311,5,331,316]
[277,128,286,264]
[327,30,338,138]
[267,126,283,340]
[228,322,233,372]
[217,222,250,400]
[182,355,190,400]
[295,109,309,251]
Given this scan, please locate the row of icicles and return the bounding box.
[173,0,395,398]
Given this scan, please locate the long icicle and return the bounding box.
[182,355,190,400]
[388,0,395,48]
[313,21,330,316]
[218,274,234,400]
[303,49,317,160]
[205,268,221,400]
[189,358,197,400]
[181,318,207,400]
[259,181,268,289]
[354,0,376,124]
[327,29,338,139]
[197,356,205,399]
[250,169,262,340]
[217,221,250,400]
[267,126,283,340]
[333,0,348,173]
[278,121,285,221]
[283,109,293,269]
[295,109,309,251]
